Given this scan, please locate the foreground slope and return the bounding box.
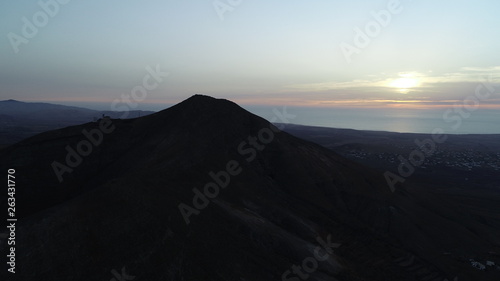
[1,95,499,280]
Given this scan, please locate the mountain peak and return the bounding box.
[179,94,236,108]
[139,95,264,141]
[154,94,248,122]
[186,94,217,101]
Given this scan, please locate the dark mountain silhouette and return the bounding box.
[0,99,155,146]
[0,95,499,280]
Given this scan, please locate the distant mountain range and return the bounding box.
[1,95,499,280]
[0,99,155,146]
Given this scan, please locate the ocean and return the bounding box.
[243,106,500,135]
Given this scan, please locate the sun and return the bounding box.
[389,76,420,94]
[390,78,418,89]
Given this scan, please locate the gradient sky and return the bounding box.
[1,0,500,109]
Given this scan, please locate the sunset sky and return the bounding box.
[1,0,500,109]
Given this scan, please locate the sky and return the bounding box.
[1,0,500,110]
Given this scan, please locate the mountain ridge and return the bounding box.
[0,99,155,146]
[1,95,499,280]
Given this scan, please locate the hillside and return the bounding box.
[0,99,154,146]
[0,95,499,280]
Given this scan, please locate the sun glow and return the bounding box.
[389,75,421,94]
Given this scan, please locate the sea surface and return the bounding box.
[244,106,500,135]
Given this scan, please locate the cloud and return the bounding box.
[274,67,500,108]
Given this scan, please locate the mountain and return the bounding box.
[0,95,499,280]
[0,99,155,146]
